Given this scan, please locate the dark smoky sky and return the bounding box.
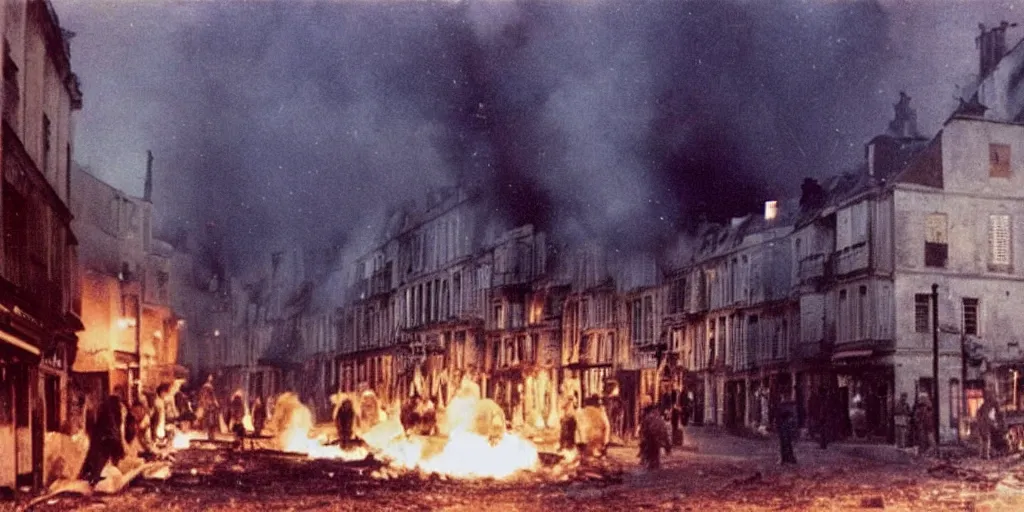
[55,0,1022,268]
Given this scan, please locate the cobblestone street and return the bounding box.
[8,428,1024,511]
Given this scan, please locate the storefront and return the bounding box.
[0,328,42,493]
[832,351,894,442]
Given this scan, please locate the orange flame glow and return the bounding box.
[270,389,540,479]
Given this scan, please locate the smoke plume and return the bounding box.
[56,0,1023,268]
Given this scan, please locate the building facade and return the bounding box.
[0,0,82,492]
[71,161,182,408]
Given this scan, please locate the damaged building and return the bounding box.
[72,157,184,406]
[175,20,1024,451]
[0,0,83,492]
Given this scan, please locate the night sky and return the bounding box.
[54,0,1022,268]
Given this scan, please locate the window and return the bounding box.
[990,143,1011,178]
[838,289,848,341]
[644,296,654,344]
[914,294,931,333]
[949,379,962,429]
[924,213,948,267]
[989,214,1012,270]
[858,285,869,340]
[962,298,979,336]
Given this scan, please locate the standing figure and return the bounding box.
[197,375,220,441]
[976,390,1001,460]
[913,393,934,456]
[558,393,578,452]
[670,388,683,446]
[894,393,912,449]
[251,395,267,437]
[638,404,671,470]
[575,395,611,458]
[335,396,356,447]
[79,396,128,485]
[228,391,247,447]
[817,384,842,450]
[776,389,798,465]
[152,383,171,442]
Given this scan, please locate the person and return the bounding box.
[682,391,694,427]
[335,395,357,447]
[670,387,683,446]
[894,393,912,449]
[197,375,220,441]
[776,388,798,465]
[638,404,671,470]
[558,392,578,452]
[79,395,129,485]
[152,383,171,442]
[817,384,842,450]
[976,390,1001,460]
[251,395,267,437]
[913,392,933,456]
[228,391,247,447]
[575,395,611,458]
[129,392,154,457]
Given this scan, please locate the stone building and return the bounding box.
[71,159,183,406]
[0,0,82,492]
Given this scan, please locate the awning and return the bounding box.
[832,349,874,361]
[0,329,40,356]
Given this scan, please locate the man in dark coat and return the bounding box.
[913,393,934,456]
[79,395,129,485]
[776,389,799,465]
[251,395,267,437]
[639,404,671,470]
[197,375,220,441]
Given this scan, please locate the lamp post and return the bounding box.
[931,283,940,457]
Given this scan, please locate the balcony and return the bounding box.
[798,254,826,283]
[833,242,869,276]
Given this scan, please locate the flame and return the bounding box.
[170,430,206,450]
[260,389,541,480]
[273,392,370,461]
[360,392,538,479]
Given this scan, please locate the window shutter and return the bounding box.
[990,214,1011,267]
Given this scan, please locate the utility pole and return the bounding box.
[932,283,940,457]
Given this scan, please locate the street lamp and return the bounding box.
[931,284,940,457]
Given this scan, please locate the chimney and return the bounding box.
[887,91,920,139]
[799,178,825,211]
[144,150,154,202]
[764,200,778,221]
[977,22,1018,77]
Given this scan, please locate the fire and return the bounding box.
[170,430,205,450]
[360,392,539,479]
[265,389,540,480]
[273,392,370,461]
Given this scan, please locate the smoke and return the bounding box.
[56,0,1024,269]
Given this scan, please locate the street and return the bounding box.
[10,427,1024,512]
